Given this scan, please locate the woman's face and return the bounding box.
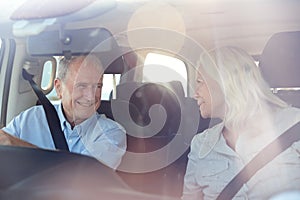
[194,70,225,119]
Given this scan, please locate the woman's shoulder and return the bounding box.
[281,106,300,116]
[193,122,223,141]
[190,122,224,155]
[276,106,300,127]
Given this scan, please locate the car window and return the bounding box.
[41,58,56,94]
[41,57,60,104]
[102,74,121,100]
[143,53,187,96]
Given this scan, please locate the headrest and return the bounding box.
[116,81,184,127]
[164,81,185,99]
[116,81,185,100]
[259,31,300,88]
[99,53,124,74]
[113,81,200,154]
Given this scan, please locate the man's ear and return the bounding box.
[54,79,62,99]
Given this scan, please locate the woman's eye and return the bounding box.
[97,83,103,88]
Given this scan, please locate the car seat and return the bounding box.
[259,31,300,108]
[113,80,204,197]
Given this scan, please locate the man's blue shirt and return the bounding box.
[2,104,126,169]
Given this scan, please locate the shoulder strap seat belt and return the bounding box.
[216,121,300,200]
[22,69,69,151]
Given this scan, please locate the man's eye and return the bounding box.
[92,84,103,90]
[76,84,87,89]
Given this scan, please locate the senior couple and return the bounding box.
[1,47,299,199]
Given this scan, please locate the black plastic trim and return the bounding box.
[0,39,15,128]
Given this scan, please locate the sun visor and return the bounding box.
[27,28,115,56]
[27,27,125,74]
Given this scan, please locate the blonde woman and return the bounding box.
[182,46,300,199]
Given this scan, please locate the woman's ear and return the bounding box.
[54,79,62,99]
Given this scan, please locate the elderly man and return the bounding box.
[0,54,126,170]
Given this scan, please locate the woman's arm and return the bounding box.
[181,137,204,200]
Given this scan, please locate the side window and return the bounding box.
[41,57,59,103]
[102,74,121,100]
[143,53,187,95]
[41,59,56,93]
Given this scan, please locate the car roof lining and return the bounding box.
[10,0,117,23]
[10,0,96,20]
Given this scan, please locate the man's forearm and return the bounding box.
[0,129,37,148]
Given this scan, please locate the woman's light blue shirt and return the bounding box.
[182,107,300,200]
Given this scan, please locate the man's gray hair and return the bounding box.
[57,54,103,81]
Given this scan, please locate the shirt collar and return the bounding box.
[56,103,99,131]
[198,122,237,158]
[198,122,224,158]
[57,103,68,131]
[74,112,98,133]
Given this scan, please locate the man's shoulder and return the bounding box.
[18,105,46,118]
[96,114,125,132]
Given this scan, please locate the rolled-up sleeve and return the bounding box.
[182,136,203,200]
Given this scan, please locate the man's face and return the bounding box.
[55,57,103,125]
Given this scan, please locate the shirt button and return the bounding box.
[69,139,72,143]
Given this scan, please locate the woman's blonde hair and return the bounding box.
[199,46,287,130]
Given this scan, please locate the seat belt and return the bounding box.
[22,69,69,151]
[216,121,300,200]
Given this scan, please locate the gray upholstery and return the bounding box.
[115,81,184,152]
[259,31,300,88]
[259,31,300,107]
[114,81,205,197]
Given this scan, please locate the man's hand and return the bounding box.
[0,130,37,148]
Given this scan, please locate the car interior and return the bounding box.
[0,0,300,199]
[259,31,300,108]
